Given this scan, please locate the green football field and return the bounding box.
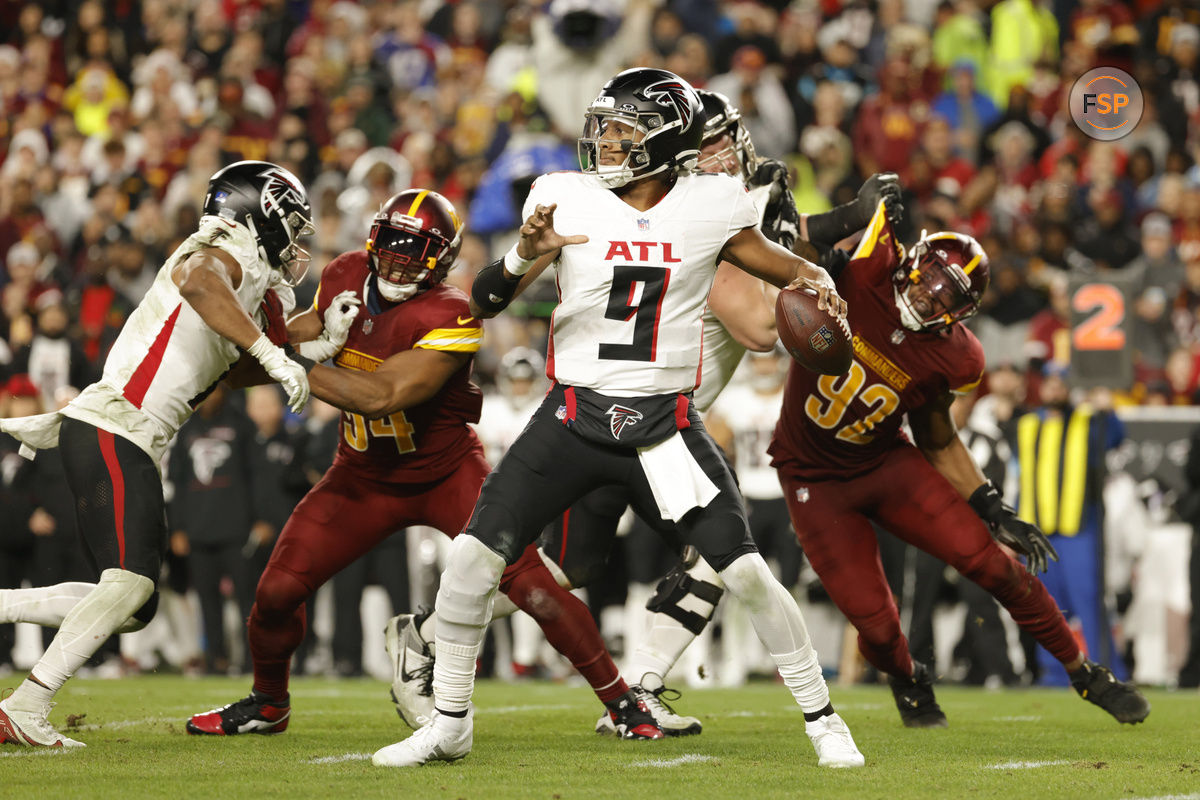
[2,676,1197,800]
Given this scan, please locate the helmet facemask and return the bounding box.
[367,217,456,303]
[579,107,695,188]
[246,209,314,287]
[695,96,756,183]
[894,233,985,333]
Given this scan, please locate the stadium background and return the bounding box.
[0,0,1198,692]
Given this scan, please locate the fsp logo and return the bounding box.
[1070,67,1143,141]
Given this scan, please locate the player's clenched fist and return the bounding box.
[299,289,361,362]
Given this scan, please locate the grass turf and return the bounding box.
[2,676,1196,800]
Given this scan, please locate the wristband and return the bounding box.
[504,245,537,276]
[283,343,317,372]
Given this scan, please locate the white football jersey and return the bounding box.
[526,171,758,397]
[693,181,772,412]
[63,216,279,462]
[709,381,784,500]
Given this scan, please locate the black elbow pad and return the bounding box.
[471,258,521,314]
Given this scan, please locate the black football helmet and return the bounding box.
[893,231,990,333]
[366,189,463,302]
[202,160,314,286]
[696,89,756,183]
[578,68,704,188]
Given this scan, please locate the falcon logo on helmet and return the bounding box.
[202,160,315,287]
[643,79,696,134]
[365,189,464,304]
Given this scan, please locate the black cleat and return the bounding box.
[187,690,290,735]
[1070,660,1150,724]
[600,691,664,740]
[889,661,948,728]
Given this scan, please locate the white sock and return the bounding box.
[12,569,153,707]
[417,592,519,646]
[510,611,544,667]
[0,583,96,627]
[719,553,830,713]
[431,536,505,714]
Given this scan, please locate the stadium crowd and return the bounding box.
[2,0,1199,690]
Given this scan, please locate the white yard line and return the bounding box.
[0,748,73,758]
[985,760,1070,770]
[306,752,373,764]
[991,716,1042,722]
[629,754,715,768]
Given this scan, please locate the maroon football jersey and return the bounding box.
[769,204,985,481]
[315,251,484,482]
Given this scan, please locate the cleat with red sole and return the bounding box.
[187,691,290,736]
[601,691,664,740]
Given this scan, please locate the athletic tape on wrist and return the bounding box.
[504,246,537,276]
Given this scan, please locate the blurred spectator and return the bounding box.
[1179,421,1200,688]
[931,61,999,161]
[709,45,797,159]
[1074,187,1141,272]
[988,0,1059,108]
[9,290,92,410]
[852,57,927,176]
[168,385,263,674]
[0,373,39,672]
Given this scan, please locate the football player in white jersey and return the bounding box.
[383,89,901,739]
[373,68,864,770]
[0,161,356,748]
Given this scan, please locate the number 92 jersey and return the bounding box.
[528,171,758,396]
[315,251,484,482]
[768,203,985,481]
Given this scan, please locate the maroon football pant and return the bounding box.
[249,451,623,702]
[780,445,1080,679]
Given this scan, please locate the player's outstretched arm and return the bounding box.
[306,348,470,419]
[707,261,778,351]
[910,392,1059,573]
[720,226,847,318]
[470,203,587,318]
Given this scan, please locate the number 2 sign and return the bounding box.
[1068,276,1134,390]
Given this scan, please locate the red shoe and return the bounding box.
[186,691,290,735]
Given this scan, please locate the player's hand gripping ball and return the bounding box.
[775,286,852,375]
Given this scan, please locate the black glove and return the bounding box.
[968,481,1059,575]
[751,159,800,252]
[805,171,904,248]
[857,172,904,225]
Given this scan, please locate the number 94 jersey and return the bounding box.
[528,171,758,396]
[768,203,985,481]
[315,251,484,482]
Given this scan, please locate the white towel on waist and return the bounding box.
[637,431,720,522]
[0,411,63,459]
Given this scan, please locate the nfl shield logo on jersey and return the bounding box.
[795,487,810,503]
[809,326,833,353]
[637,218,650,231]
[363,318,374,334]
[605,404,644,440]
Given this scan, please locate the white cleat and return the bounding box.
[0,697,86,748]
[632,674,701,736]
[372,707,473,767]
[805,712,864,768]
[384,612,435,730]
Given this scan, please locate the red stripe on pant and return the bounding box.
[96,429,127,569]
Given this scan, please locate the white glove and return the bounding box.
[298,290,362,362]
[247,333,310,413]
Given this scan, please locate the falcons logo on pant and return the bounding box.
[605,404,644,440]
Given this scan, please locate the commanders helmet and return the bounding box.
[893,231,989,333]
[578,68,704,188]
[366,189,464,303]
[695,90,756,183]
[202,161,314,286]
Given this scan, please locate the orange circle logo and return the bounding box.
[1069,67,1143,141]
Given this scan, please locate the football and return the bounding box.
[774,286,853,375]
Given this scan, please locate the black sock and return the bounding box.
[436,706,468,718]
[1068,661,1093,684]
[803,703,835,723]
[604,690,636,712]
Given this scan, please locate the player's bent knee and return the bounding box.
[438,535,506,630]
[254,567,310,620]
[716,553,775,612]
[117,590,160,632]
[647,558,725,635]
